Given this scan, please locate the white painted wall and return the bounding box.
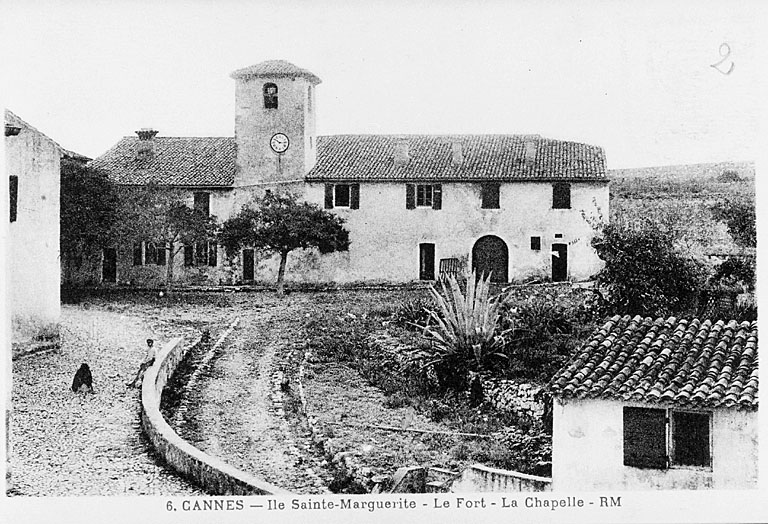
[6,112,61,340]
[292,180,608,283]
[551,398,758,490]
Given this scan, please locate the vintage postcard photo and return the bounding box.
[1,1,765,523]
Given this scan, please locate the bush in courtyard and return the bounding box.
[495,295,583,382]
[591,221,706,317]
[392,296,434,330]
[411,273,508,392]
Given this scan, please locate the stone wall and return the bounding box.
[450,464,551,492]
[141,337,289,495]
[481,378,545,422]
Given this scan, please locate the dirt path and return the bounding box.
[9,306,204,496]
[173,297,328,494]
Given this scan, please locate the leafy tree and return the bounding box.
[60,159,119,272]
[220,191,350,295]
[710,199,756,248]
[114,183,217,292]
[591,221,705,317]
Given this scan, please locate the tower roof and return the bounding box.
[230,60,321,84]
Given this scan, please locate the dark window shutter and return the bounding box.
[208,242,218,267]
[672,411,710,467]
[9,176,18,222]
[405,183,415,209]
[194,192,210,217]
[623,407,667,469]
[432,184,442,210]
[195,241,208,266]
[133,242,143,266]
[145,242,157,265]
[530,236,541,250]
[184,245,194,267]
[350,183,360,209]
[324,184,334,209]
[157,243,166,266]
[481,183,500,209]
[553,182,571,209]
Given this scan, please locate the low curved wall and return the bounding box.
[140,337,290,496]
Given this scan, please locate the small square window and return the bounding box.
[554,233,563,239]
[334,184,351,207]
[531,237,541,250]
[416,184,434,207]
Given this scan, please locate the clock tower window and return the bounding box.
[263,83,278,109]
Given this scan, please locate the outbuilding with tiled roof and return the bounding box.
[549,315,758,491]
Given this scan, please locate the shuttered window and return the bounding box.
[145,242,158,265]
[324,183,359,209]
[623,407,667,469]
[481,183,500,209]
[531,237,541,251]
[133,242,143,266]
[672,411,710,467]
[553,182,571,209]
[194,192,210,217]
[334,184,350,207]
[407,183,442,210]
[184,245,194,267]
[156,243,167,266]
[207,242,218,267]
[9,176,18,222]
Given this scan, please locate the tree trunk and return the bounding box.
[165,244,175,295]
[276,250,289,296]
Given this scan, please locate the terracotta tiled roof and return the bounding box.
[550,315,758,409]
[306,135,607,182]
[91,133,606,186]
[230,60,321,84]
[89,137,237,187]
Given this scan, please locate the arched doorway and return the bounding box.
[472,235,508,283]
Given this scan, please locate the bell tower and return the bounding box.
[231,60,321,187]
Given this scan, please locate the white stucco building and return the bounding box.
[81,60,609,287]
[5,110,65,343]
[550,315,758,490]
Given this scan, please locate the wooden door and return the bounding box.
[472,235,508,283]
[552,243,568,282]
[243,249,254,282]
[102,248,117,283]
[419,243,435,280]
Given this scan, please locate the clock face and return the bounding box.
[270,133,289,153]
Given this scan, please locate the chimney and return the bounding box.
[524,138,537,165]
[136,128,159,160]
[394,139,410,166]
[451,141,464,166]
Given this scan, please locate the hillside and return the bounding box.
[606,161,755,256]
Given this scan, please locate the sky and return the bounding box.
[1,0,764,169]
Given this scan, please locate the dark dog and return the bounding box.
[72,363,94,393]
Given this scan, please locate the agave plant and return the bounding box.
[422,271,509,372]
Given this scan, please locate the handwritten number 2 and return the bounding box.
[711,43,734,75]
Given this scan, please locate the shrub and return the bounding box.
[412,273,508,391]
[710,256,755,291]
[591,221,706,317]
[392,296,434,330]
[710,199,756,248]
[458,426,551,475]
[717,169,742,182]
[496,295,591,382]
